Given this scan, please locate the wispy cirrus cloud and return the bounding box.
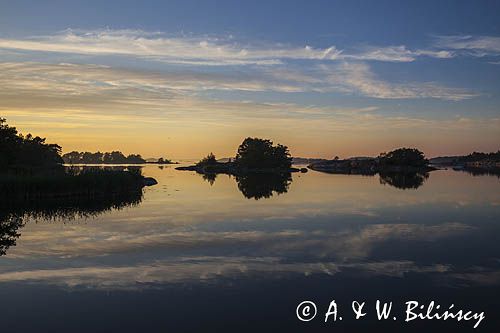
[0,61,477,101]
[319,62,478,101]
[433,35,500,57]
[0,29,455,65]
[344,45,453,62]
[0,29,479,104]
[0,29,343,66]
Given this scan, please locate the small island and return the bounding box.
[308,148,435,174]
[429,151,500,177]
[176,137,308,175]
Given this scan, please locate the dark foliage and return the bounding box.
[0,118,63,171]
[378,148,428,167]
[62,151,146,164]
[196,152,217,167]
[458,151,500,163]
[235,137,292,169]
[157,157,174,164]
[0,167,145,201]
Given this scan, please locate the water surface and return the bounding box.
[1,165,499,332]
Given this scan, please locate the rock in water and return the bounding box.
[143,177,158,186]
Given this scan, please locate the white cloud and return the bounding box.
[0,29,344,66]
[0,29,456,66]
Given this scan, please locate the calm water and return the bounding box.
[1,165,499,332]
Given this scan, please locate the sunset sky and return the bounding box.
[1,0,499,159]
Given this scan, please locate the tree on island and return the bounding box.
[196,152,217,166]
[158,157,169,164]
[235,137,292,169]
[378,148,428,167]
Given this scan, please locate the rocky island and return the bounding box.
[176,138,308,175]
[308,148,436,175]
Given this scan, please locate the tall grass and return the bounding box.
[0,167,145,201]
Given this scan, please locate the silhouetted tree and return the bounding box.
[126,154,145,164]
[458,151,500,163]
[235,138,292,169]
[0,118,22,169]
[156,157,173,164]
[63,151,145,164]
[197,152,217,166]
[379,148,428,167]
[0,118,63,170]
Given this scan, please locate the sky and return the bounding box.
[0,0,499,159]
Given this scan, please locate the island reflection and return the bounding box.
[0,186,143,256]
[379,171,429,189]
[200,171,292,199]
[200,169,429,197]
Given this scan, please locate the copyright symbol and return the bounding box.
[296,300,317,321]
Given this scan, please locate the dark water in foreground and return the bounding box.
[1,165,499,332]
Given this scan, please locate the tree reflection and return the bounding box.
[460,167,500,178]
[0,215,23,256]
[202,173,217,186]
[235,172,292,200]
[379,171,429,189]
[0,190,143,256]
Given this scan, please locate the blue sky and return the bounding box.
[0,0,499,158]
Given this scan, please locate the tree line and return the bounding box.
[458,151,500,163]
[62,151,146,164]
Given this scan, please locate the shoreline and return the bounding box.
[175,163,308,175]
